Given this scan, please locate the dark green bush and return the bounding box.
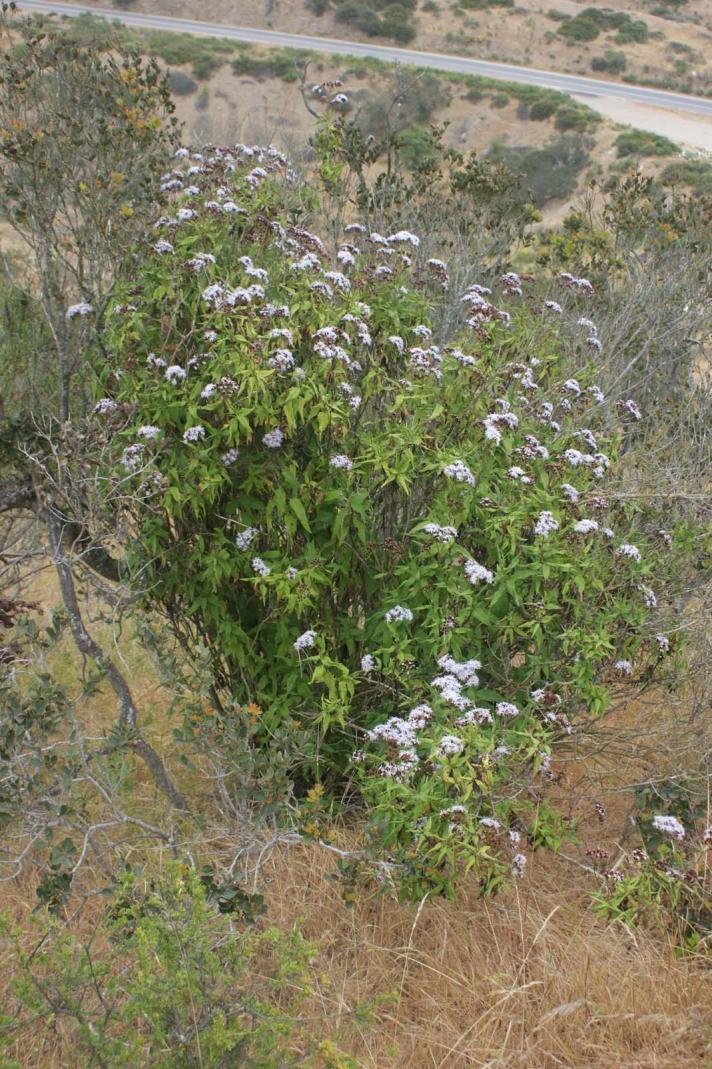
[614,19,648,43]
[336,0,385,35]
[569,7,649,42]
[660,158,712,194]
[334,0,418,37]
[460,0,514,9]
[380,10,418,42]
[231,51,301,82]
[190,54,223,80]
[489,135,593,206]
[558,16,600,41]
[167,69,198,96]
[591,49,627,73]
[529,98,559,121]
[555,104,600,132]
[615,129,680,157]
[395,125,441,168]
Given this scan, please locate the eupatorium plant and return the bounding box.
[97,136,669,896]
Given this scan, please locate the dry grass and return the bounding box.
[1,562,710,1069]
[3,838,710,1069]
[260,843,712,1068]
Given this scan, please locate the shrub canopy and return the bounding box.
[98,133,664,894]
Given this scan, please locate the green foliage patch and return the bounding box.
[660,157,712,194]
[615,129,680,157]
[0,866,347,1068]
[489,135,593,206]
[92,127,672,897]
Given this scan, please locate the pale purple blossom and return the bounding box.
[533,511,559,538]
[385,605,413,624]
[388,230,420,248]
[137,425,162,440]
[464,559,494,585]
[508,466,532,484]
[262,429,284,449]
[121,444,144,472]
[443,460,476,486]
[66,302,93,319]
[652,815,685,841]
[252,557,271,577]
[330,454,354,471]
[456,707,493,726]
[235,527,258,551]
[268,349,295,372]
[616,543,641,563]
[438,735,464,757]
[183,425,205,443]
[512,853,527,877]
[423,523,458,543]
[165,365,187,384]
[619,398,642,421]
[294,629,317,651]
[437,655,481,686]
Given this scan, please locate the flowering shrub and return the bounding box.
[594,800,711,954]
[97,136,670,896]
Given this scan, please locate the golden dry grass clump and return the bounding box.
[263,844,711,1068]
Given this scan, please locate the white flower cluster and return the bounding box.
[438,735,464,757]
[464,559,494,585]
[165,365,187,384]
[66,302,93,319]
[235,527,258,551]
[222,447,240,467]
[252,557,271,577]
[329,454,354,471]
[423,523,458,543]
[616,543,641,563]
[294,629,317,651]
[262,429,284,449]
[385,605,413,624]
[183,425,205,443]
[365,704,433,780]
[268,348,294,372]
[652,814,685,841]
[443,460,476,486]
[533,511,559,538]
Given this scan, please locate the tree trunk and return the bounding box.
[43,504,188,811]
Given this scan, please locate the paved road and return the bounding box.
[17,0,712,117]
